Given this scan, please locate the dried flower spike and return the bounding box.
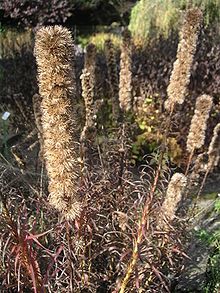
[158,173,187,230]
[208,123,220,168]
[165,8,202,111]
[85,43,96,78]
[119,27,132,112]
[80,43,102,155]
[80,68,97,144]
[34,25,81,220]
[187,94,213,152]
[104,39,121,121]
[193,123,220,202]
[189,153,208,183]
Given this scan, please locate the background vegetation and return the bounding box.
[129,0,220,44]
[0,0,134,28]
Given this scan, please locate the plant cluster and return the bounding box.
[0,0,125,29]
[0,16,219,162]
[131,26,220,166]
[0,7,220,293]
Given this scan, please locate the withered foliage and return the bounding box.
[0,125,187,292]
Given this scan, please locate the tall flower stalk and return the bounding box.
[80,43,102,161]
[34,25,81,220]
[165,8,202,112]
[207,123,220,169]
[157,173,187,230]
[185,94,213,175]
[119,27,132,112]
[119,8,202,292]
[84,43,96,91]
[80,69,97,147]
[80,43,97,145]
[104,39,121,122]
[194,123,220,202]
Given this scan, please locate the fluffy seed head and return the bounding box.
[158,173,187,230]
[104,39,121,121]
[34,25,81,220]
[165,8,202,111]
[208,123,220,168]
[119,27,132,112]
[80,68,97,143]
[85,43,96,70]
[84,43,96,91]
[187,94,213,152]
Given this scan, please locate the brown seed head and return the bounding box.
[158,173,187,230]
[208,123,220,168]
[119,27,132,112]
[165,8,202,111]
[80,68,97,144]
[187,94,213,152]
[84,43,96,91]
[85,43,96,70]
[34,26,81,220]
[104,39,121,121]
